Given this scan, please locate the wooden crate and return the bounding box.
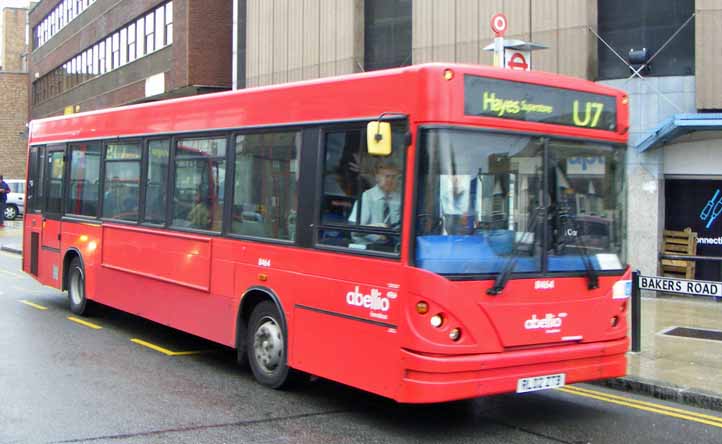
[660,228,697,279]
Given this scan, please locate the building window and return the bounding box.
[598,0,694,79]
[33,0,97,49]
[145,11,155,53]
[165,2,173,45]
[364,0,412,71]
[32,2,174,106]
[128,23,137,62]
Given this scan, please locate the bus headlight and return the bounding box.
[612,279,631,299]
[449,328,461,341]
[430,314,444,328]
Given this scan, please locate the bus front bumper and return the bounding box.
[397,337,628,403]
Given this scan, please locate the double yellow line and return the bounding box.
[559,385,722,429]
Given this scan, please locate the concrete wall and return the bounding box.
[695,0,722,110]
[245,0,363,87]
[412,0,596,79]
[601,76,696,275]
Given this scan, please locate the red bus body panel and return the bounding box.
[24,64,629,403]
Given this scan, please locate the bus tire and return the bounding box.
[247,300,296,389]
[68,257,90,316]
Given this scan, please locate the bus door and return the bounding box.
[40,145,65,285]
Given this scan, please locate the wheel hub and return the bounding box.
[253,317,283,374]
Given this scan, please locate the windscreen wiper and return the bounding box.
[555,209,599,289]
[487,206,543,295]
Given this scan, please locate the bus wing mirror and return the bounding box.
[367,121,392,156]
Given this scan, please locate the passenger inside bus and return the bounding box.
[348,160,401,228]
[189,189,211,229]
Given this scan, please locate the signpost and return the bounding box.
[490,13,507,68]
[630,270,722,353]
[485,14,547,71]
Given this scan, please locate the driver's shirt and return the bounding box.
[348,185,401,227]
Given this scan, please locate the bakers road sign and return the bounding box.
[638,275,722,297]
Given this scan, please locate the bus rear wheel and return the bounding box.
[68,257,90,316]
[247,301,296,389]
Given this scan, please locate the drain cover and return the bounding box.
[663,327,722,342]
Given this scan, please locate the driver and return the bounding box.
[348,160,401,228]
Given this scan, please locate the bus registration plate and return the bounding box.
[516,373,565,393]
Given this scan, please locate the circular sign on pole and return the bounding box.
[507,52,529,71]
[490,13,508,36]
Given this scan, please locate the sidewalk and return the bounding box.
[1,222,720,410]
[0,219,23,254]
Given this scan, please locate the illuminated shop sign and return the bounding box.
[464,75,617,131]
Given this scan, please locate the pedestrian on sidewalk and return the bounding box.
[0,175,9,227]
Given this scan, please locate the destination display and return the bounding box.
[638,275,722,298]
[464,75,617,131]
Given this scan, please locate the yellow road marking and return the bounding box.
[67,316,103,329]
[130,338,210,356]
[558,386,722,429]
[19,300,48,310]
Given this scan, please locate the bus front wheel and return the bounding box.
[68,257,90,316]
[247,301,295,389]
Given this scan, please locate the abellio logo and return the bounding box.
[346,286,390,312]
[524,313,567,330]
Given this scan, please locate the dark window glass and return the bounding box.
[103,142,141,221]
[317,125,405,254]
[232,132,300,241]
[364,0,412,71]
[46,150,65,214]
[144,139,169,224]
[172,136,226,231]
[598,0,694,79]
[67,142,101,217]
[27,147,39,212]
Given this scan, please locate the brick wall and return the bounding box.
[187,0,232,87]
[3,8,27,72]
[0,73,29,179]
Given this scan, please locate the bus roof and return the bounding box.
[29,63,628,145]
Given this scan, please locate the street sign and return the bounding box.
[490,13,508,36]
[638,275,722,297]
[505,50,530,71]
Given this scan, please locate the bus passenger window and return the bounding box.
[102,142,141,222]
[144,139,170,225]
[172,136,226,232]
[231,131,300,241]
[68,142,101,217]
[317,125,406,254]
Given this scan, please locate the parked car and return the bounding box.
[5,179,25,220]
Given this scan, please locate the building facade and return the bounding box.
[28,0,232,119]
[0,7,30,180]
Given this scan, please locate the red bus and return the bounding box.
[23,64,631,403]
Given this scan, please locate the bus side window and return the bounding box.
[172,136,227,232]
[320,130,371,227]
[143,139,170,225]
[231,131,300,241]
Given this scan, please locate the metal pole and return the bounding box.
[631,270,641,352]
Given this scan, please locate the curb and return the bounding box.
[0,245,21,255]
[593,376,722,412]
